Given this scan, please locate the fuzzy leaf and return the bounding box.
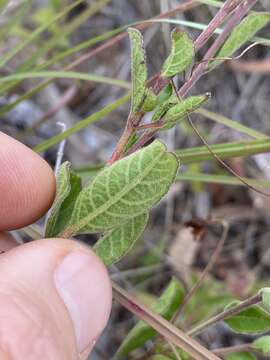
[45,162,82,237]
[142,88,157,112]
[252,335,270,355]
[260,287,270,309]
[162,29,194,78]
[128,28,147,114]
[114,278,185,359]
[157,83,173,105]
[225,352,256,360]
[61,140,179,237]
[162,93,210,130]
[225,301,270,334]
[94,212,148,266]
[213,12,270,68]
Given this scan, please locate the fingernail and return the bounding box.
[54,251,111,353]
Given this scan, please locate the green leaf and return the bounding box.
[61,140,179,237]
[162,29,194,78]
[142,88,157,112]
[45,162,82,237]
[213,12,270,68]
[252,335,270,355]
[151,356,173,360]
[224,301,270,334]
[114,278,185,359]
[94,212,148,266]
[260,288,270,309]
[162,93,210,130]
[128,27,147,114]
[157,83,173,105]
[225,352,256,360]
[152,96,177,123]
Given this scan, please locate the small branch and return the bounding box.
[126,130,156,155]
[179,0,258,97]
[107,118,134,165]
[194,0,242,51]
[187,292,262,337]
[112,281,221,360]
[213,344,252,356]
[173,220,229,321]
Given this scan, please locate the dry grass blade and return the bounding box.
[112,281,221,360]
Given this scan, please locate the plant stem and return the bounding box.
[212,344,252,356]
[107,119,134,164]
[187,292,263,337]
[194,0,241,51]
[125,0,251,156]
[179,0,258,97]
[112,281,221,360]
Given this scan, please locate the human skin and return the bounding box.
[0,132,112,360]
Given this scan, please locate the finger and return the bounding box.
[0,232,19,252]
[0,132,56,231]
[0,238,112,360]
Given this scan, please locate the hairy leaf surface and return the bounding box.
[162,29,194,78]
[45,162,82,237]
[61,140,178,237]
[142,88,157,112]
[94,212,148,266]
[114,278,185,359]
[162,93,210,130]
[213,12,270,68]
[128,28,147,114]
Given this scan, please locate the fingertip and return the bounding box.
[0,132,56,231]
[0,238,112,358]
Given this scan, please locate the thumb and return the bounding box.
[0,238,112,360]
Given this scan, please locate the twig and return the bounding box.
[125,0,250,156]
[112,281,221,360]
[212,344,252,356]
[187,292,262,337]
[179,0,258,97]
[194,0,242,51]
[173,220,229,321]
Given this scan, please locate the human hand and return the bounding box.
[0,132,112,360]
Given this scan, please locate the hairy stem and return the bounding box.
[194,0,242,51]
[187,292,262,337]
[179,0,258,97]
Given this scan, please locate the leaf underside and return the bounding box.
[45,161,82,237]
[62,140,179,236]
[94,212,149,266]
[128,27,147,114]
[212,12,270,68]
[162,28,194,78]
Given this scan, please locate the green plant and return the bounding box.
[3,0,270,359]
